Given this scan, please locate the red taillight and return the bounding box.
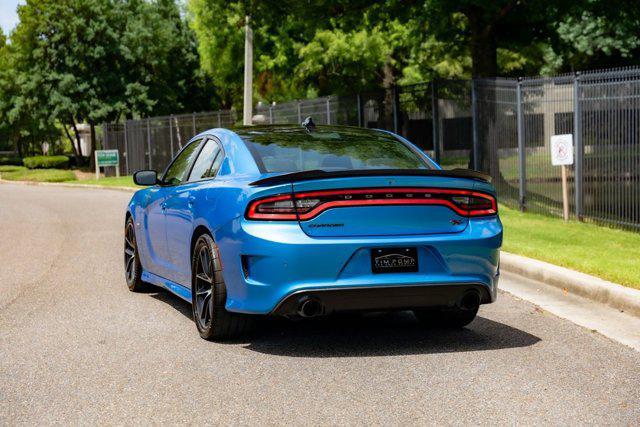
[245,188,497,221]
[245,194,298,220]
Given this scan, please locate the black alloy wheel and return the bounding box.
[191,234,252,341]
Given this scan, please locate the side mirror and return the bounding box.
[133,170,158,186]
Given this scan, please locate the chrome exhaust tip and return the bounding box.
[297,297,323,318]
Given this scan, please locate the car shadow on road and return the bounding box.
[151,289,541,357]
[244,312,541,357]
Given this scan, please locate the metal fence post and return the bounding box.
[268,107,273,124]
[516,78,526,211]
[471,79,479,170]
[169,116,174,158]
[124,121,129,175]
[356,93,362,127]
[431,80,440,163]
[103,123,108,150]
[573,72,583,220]
[146,118,152,170]
[297,101,302,123]
[192,112,196,135]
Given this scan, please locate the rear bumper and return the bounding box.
[213,216,502,315]
[271,283,490,316]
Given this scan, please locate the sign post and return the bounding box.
[95,149,120,180]
[550,134,574,221]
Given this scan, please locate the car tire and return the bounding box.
[124,216,149,292]
[413,306,478,328]
[191,234,252,341]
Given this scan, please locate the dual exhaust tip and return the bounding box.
[296,290,480,317]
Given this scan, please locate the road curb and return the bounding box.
[501,252,640,317]
[0,178,136,193]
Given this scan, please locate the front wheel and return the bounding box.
[192,234,252,341]
[414,306,478,328]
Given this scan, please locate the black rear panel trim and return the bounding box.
[271,283,491,316]
[250,168,491,187]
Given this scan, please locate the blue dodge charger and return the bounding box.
[125,122,502,340]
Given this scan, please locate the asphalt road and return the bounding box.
[0,183,638,425]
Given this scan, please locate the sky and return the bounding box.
[0,0,23,36]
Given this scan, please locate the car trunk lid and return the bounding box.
[291,175,478,237]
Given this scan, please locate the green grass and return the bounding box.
[0,166,139,187]
[500,204,640,289]
[0,165,26,173]
[69,176,137,188]
[0,166,76,182]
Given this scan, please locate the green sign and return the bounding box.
[96,150,119,167]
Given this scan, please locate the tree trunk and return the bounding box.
[15,137,23,158]
[467,7,500,176]
[70,117,84,165]
[63,124,81,165]
[89,122,97,170]
[174,116,183,149]
[382,57,397,131]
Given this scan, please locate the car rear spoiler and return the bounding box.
[249,168,491,187]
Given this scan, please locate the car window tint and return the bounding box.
[188,139,221,182]
[163,139,204,186]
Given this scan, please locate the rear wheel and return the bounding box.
[414,306,478,328]
[124,217,148,292]
[192,234,252,341]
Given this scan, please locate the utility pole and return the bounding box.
[243,15,253,126]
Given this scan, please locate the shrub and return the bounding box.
[23,155,70,169]
[0,154,22,166]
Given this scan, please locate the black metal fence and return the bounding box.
[103,67,640,231]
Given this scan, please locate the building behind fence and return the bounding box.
[103,67,640,231]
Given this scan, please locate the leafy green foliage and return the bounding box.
[0,154,22,166]
[0,0,216,162]
[23,155,70,170]
[1,0,638,160]
[543,7,640,72]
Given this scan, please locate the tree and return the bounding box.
[543,4,640,73]
[4,0,216,166]
[0,26,60,157]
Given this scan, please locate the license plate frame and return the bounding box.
[371,247,419,274]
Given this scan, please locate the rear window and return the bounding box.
[239,127,432,173]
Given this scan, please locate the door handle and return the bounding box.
[188,196,196,208]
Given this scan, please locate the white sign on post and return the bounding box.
[550,134,574,166]
[550,134,573,221]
